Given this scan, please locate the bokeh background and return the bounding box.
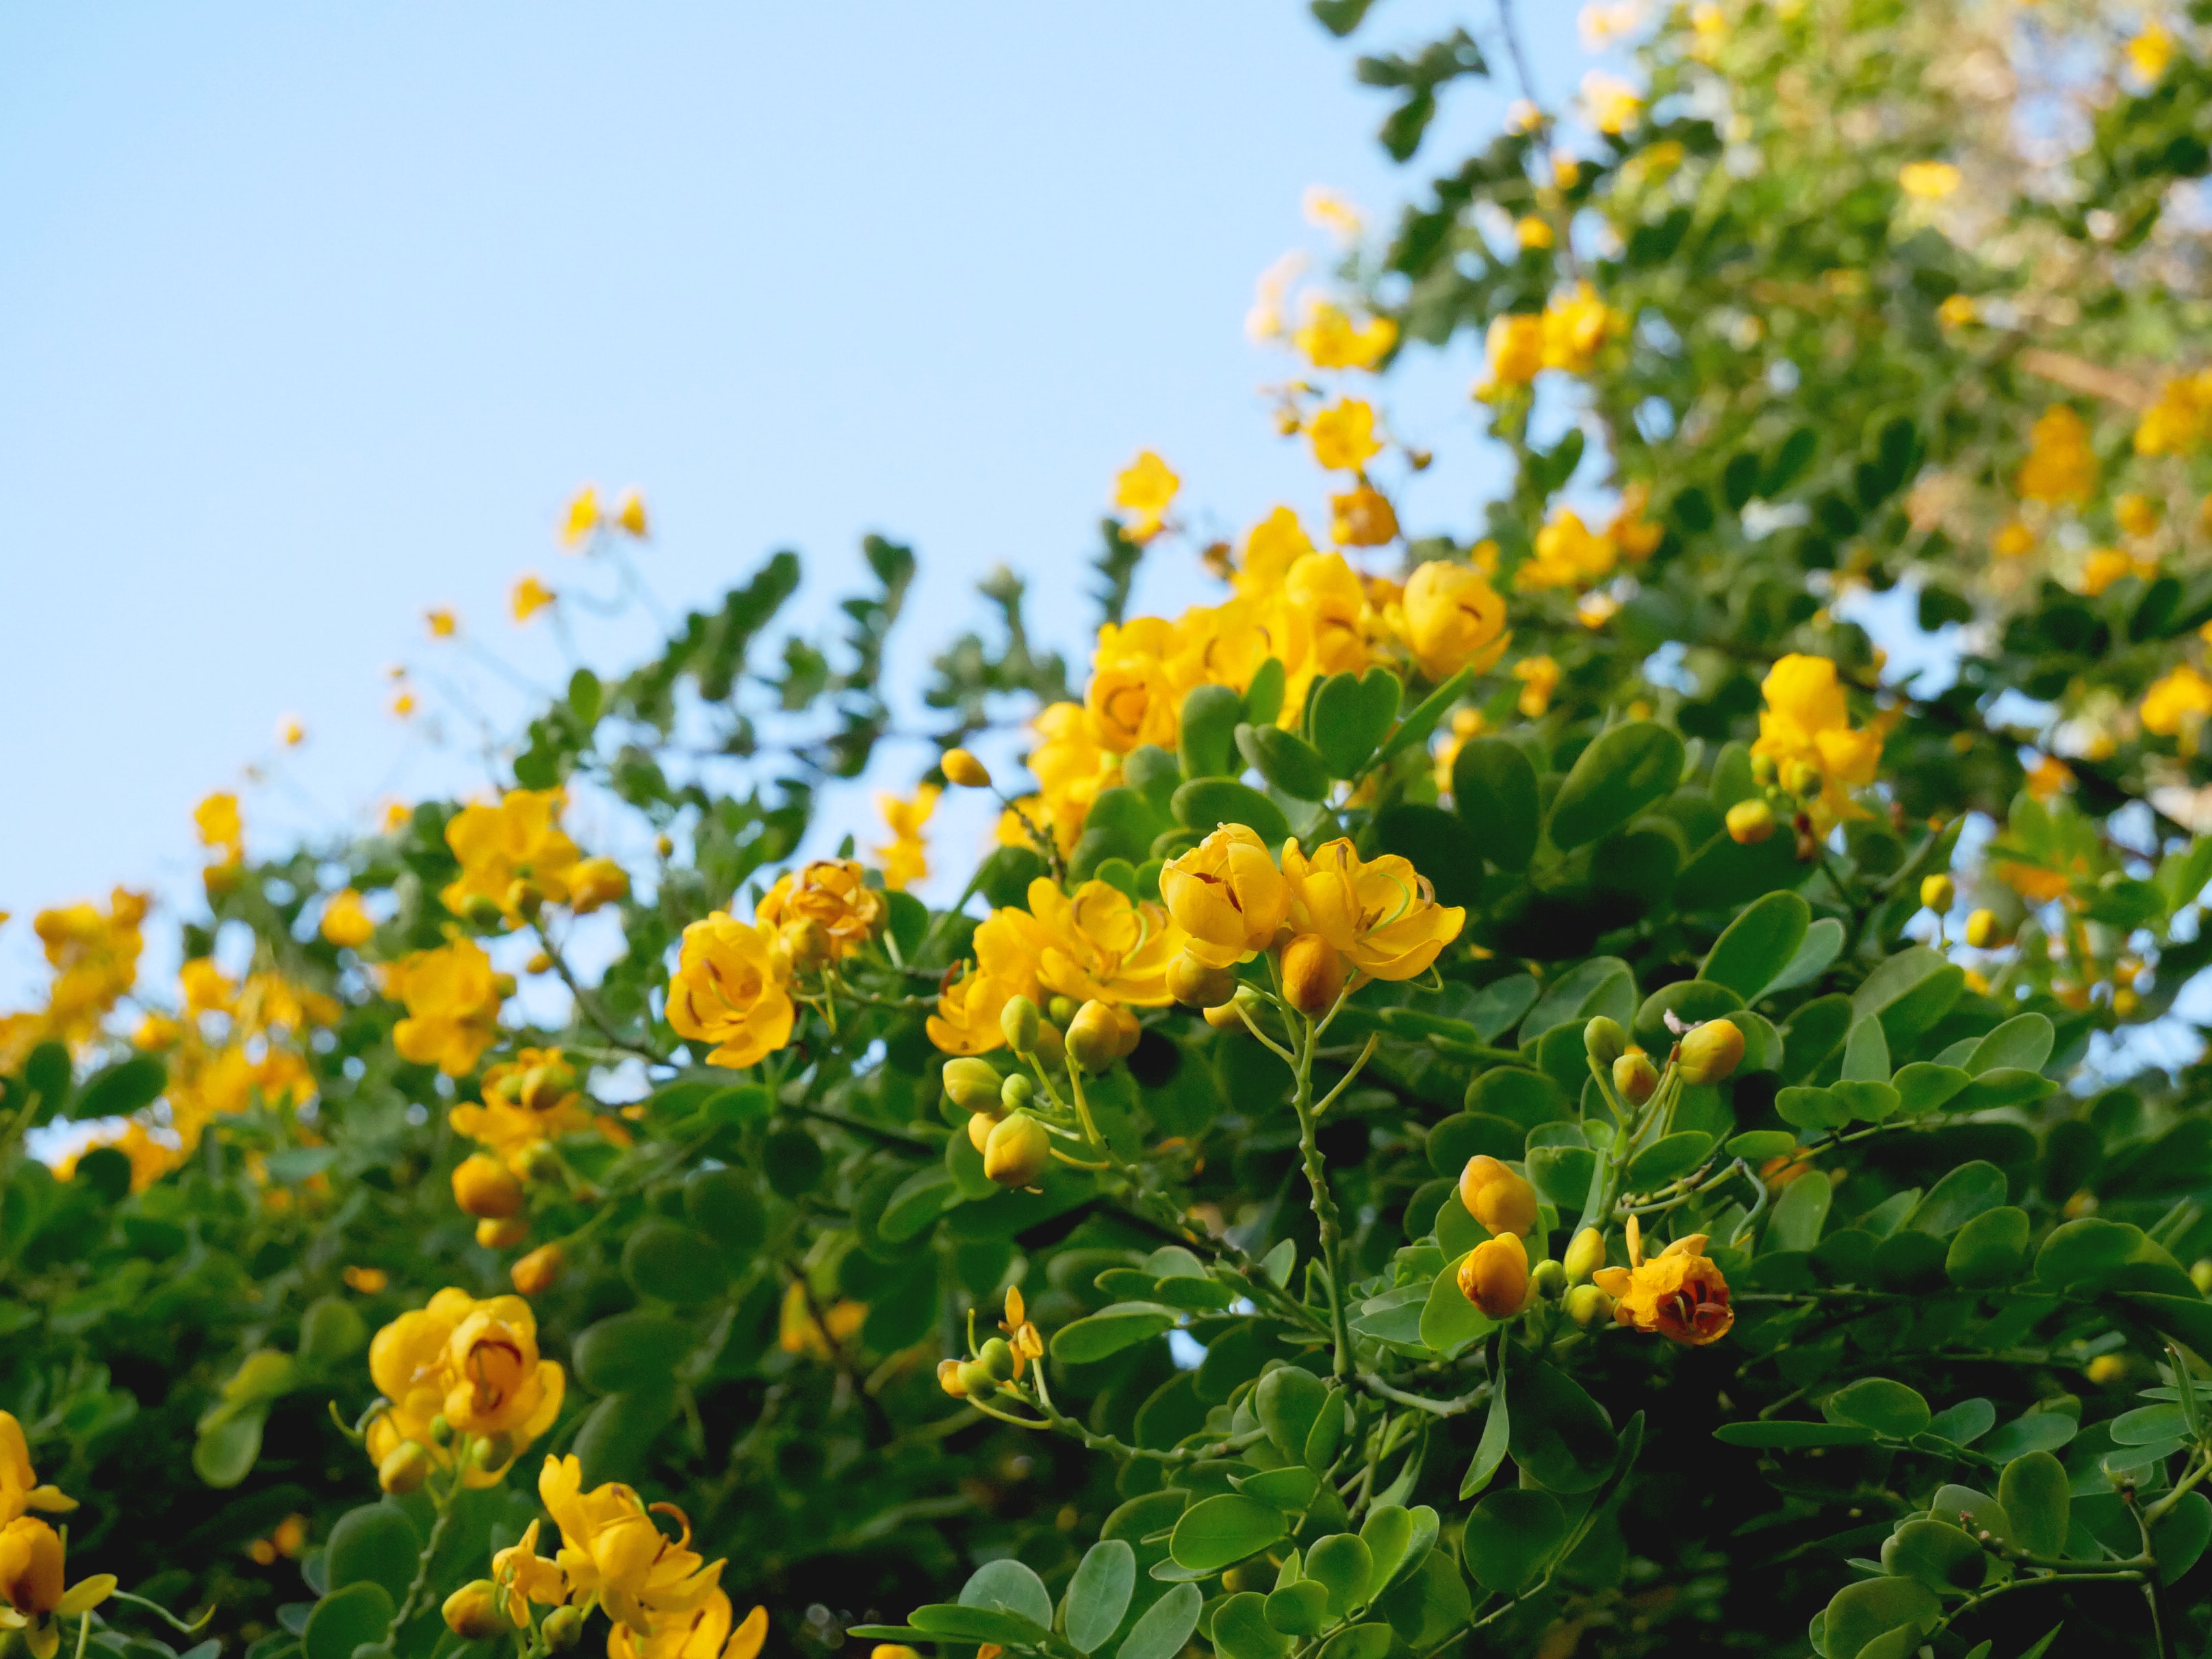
[0,3,1596,999]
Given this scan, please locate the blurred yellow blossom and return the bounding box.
[2118,494,2160,538]
[441,789,582,924]
[1302,185,1363,242]
[875,786,939,892]
[2018,405,2096,504]
[385,939,505,1076]
[1519,509,1615,592]
[321,890,376,949]
[2142,664,2212,750]
[1899,161,1961,200]
[614,488,648,538]
[1581,71,1643,134]
[2137,372,2212,456]
[1514,656,1562,717]
[277,715,305,747]
[2129,21,2174,82]
[426,607,459,639]
[194,792,244,865]
[511,574,556,623]
[1113,451,1179,542]
[1294,301,1396,370]
[1994,520,2035,558]
[561,487,601,549]
[1309,398,1381,472]
[1752,654,1886,827]
[1515,216,1554,250]
[1938,294,1978,327]
[1330,485,1399,548]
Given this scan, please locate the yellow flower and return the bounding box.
[320,890,376,949]
[2018,405,2097,504]
[777,1279,867,1359]
[1398,560,1510,682]
[561,487,602,548]
[538,1455,723,1634]
[441,788,582,923]
[613,1595,769,1659]
[368,1289,565,1487]
[1293,302,1396,371]
[2078,547,2150,596]
[1084,619,1181,753]
[1513,655,1561,718]
[1237,506,1316,595]
[1113,451,1179,542]
[2118,493,2161,538]
[1302,185,1363,242]
[1481,313,1546,391]
[999,1287,1044,1379]
[1288,552,1376,673]
[1160,826,1295,970]
[194,791,244,865]
[0,1517,111,1658]
[512,574,556,622]
[568,856,631,915]
[1993,520,2035,558]
[927,963,1023,1057]
[615,488,650,538]
[1751,654,1885,828]
[2026,753,2074,799]
[1309,398,1382,472]
[1899,160,1961,201]
[491,1519,567,1625]
[1514,216,1554,250]
[385,939,505,1075]
[1517,509,1616,593]
[757,860,883,964]
[1329,486,1399,548]
[277,715,306,747]
[391,689,418,719]
[873,785,939,892]
[1580,70,1642,135]
[426,607,459,639]
[343,1265,389,1294]
[1027,877,1185,1007]
[1591,1229,1733,1345]
[2129,21,2174,83]
[1540,283,1619,374]
[1458,1231,1530,1319]
[2137,373,2212,456]
[1281,838,1464,981]
[0,1417,75,1523]
[511,1243,565,1296]
[1458,1155,1538,1237]
[667,914,795,1069]
[1938,294,1978,327]
[2142,664,2212,747]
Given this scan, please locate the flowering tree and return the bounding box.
[8,3,2212,1659]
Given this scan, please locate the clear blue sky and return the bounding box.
[0,3,1587,1001]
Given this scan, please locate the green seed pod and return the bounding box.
[1584,1016,1627,1066]
[979,1337,1016,1380]
[541,1606,584,1651]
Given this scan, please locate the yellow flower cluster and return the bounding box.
[667,915,795,1070]
[2142,663,2212,751]
[0,1415,106,1659]
[757,858,885,966]
[1751,655,1887,830]
[1294,301,1397,371]
[386,938,509,1076]
[1477,283,1623,398]
[451,1046,628,1177]
[0,888,149,1072]
[367,1289,565,1491]
[2136,371,2212,456]
[2016,405,2097,505]
[1112,451,1179,542]
[441,790,627,926]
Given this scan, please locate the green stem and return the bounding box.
[390,1445,470,1632]
[1289,1016,1356,1384]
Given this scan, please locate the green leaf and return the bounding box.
[1944,1207,2029,1287]
[1366,806,1481,909]
[1881,1519,1987,1594]
[879,1168,960,1244]
[1378,665,1476,762]
[1377,1552,1471,1650]
[1763,916,1846,996]
[1257,1367,1330,1463]
[1998,1452,2071,1556]
[1304,1385,1348,1472]
[1712,1421,1876,1449]
[1172,779,1292,845]
[1419,1256,1497,1357]
[1508,1354,1617,1493]
[1461,1487,1564,1594]
[1461,1365,1510,1498]
[1116,1584,1202,1659]
[1264,1582,1329,1637]
[1315,1627,1393,1659]
[1521,956,1636,1042]
[1905,1161,2008,1237]
[1052,1303,1179,1365]
[1360,1504,1432,1597]
[1235,1467,1318,1510]
[192,1406,266,1489]
[1820,1579,1940,1659]
[2111,1404,2189,1445]
[1841,1017,1890,1082]
[296,1296,368,1372]
[574,1311,693,1393]
[962,1560,1055,1628]
[1304,1532,1374,1616]
[1955,1068,2057,1111]
[1626,1132,1713,1189]
[1167,1493,1288,1571]
[1978,1413,2076,1463]
[1237,724,1333,801]
[1963,1013,2054,1075]
[622,1221,728,1306]
[1768,1169,1831,1251]
[1825,1378,1931,1439]
[1727,1130,1799,1161]
[1244,659,1287,726]
[1776,1086,1849,1131]
[1547,723,1686,851]
[1525,1145,1597,1210]
[1179,685,1245,780]
[910,1605,1051,1646]
[1699,892,1812,1000]
[2154,1490,2212,1583]
[322,1504,418,1605]
[301,1583,391,1659]
[1891,1063,1970,1115]
[2035,1218,2144,1291]
[1851,946,1964,1048]
[573,1385,678,1486]
[1311,669,1402,777]
[1210,1593,1288,1659]
[1452,739,1540,872]
[74,1055,166,1120]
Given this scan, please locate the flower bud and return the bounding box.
[958,1359,999,1397]
[526,951,554,975]
[541,1606,584,1651]
[567,856,630,915]
[1583,1016,1627,1066]
[1280,934,1348,1016]
[655,834,675,858]
[452,1154,524,1220]
[519,1060,576,1112]
[1166,952,1239,1009]
[2193,1259,2212,1295]
[1000,996,1042,1055]
[504,879,544,923]
[511,1243,565,1296]
[966,1110,1002,1155]
[1782,760,1822,799]
[378,1441,431,1495]
[984,1113,1051,1187]
[1565,1283,1614,1328]
[1529,1257,1567,1300]
[942,748,993,789]
[430,1414,454,1447]
[472,1431,515,1472]
[1964,908,2005,949]
[1031,1021,1066,1068]
[783,917,834,973]
[1613,1049,1659,1105]
[443,1580,508,1641]
[1749,753,1777,785]
[1677,1018,1746,1085]
[475,1216,529,1250]
[1000,1073,1035,1111]
[979,1337,1016,1381]
[1562,1226,1606,1286]
[2085,1353,2129,1387]
[1457,1155,1537,1238]
[1046,995,1081,1028]
[524,1143,565,1185]
[1724,799,1777,845]
[464,893,506,929]
[1457,1232,1530,1319]
[936,1358,970,1398]
[1066,1001,1140,1071]
[493,973,518,999]
[1921,873,1956,914]
[943,1057,1005,1112]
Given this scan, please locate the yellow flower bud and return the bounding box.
[463,893,506,929]
[1031,1020,1066,1068]
[542,1606,584,1651]
[1749,753,1777,786]
[1565,1283,1614,1327]
[1000,996,1042,1054]
[782,916,834,973]
[966,1110,1001,1155]
[1584,1016,1626,1066]
[1782,760,1823,799]
[452,1154,524,1220]
[872,1647,921,1659]
[504,879,545,923]
[567,856,630,915]
[1046,995,1081,1028]
[2085,1354,2129,1386]
[1457,1232,1530,1319]
[1921,873,1956,913]
[1280,933,1349,1016]
[511,1243,565,1296]
[942,748,993,789]
[1457,1155,1538,1238]
[1613,1049,1659,1105]
[443,1580,509,1641]
[655,834,675,859]
[475,1216,529,1250]
[984,1113,1051,1187]
[937,1358,970,1398]
[1677,1018,1746,1085]
[942,1057,1005,1112]
[378,1441,432,1495]
[1563,1226,1606,1285]
[1065,1001,1140,1071]
[1166,953,1239,1009]
[1964,908,2005,949]
[1725,799,1777,845]
[1530,1257,1567,1300]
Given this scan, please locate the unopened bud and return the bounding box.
[518,1062,576,1112]
[2194,1259,2212,1295]
[475,1216,529,1249]
[1677,1018,1746,1085]
[1565,1283,1614,1328]
[979,1337,1016,1380]
[452,1154,524,1220]
[966,1110,1001,1155]
[442,1580,507,1641]
[1921,873,1956,914]
[1613,1049,1659,1105]
[1046,995,1081,1028]
[983,1113,1051,1187]
[504,879,544,923]
[1031,1021,1066,1068]
[1749,753,1777,786]
[783,917,834,973]
[942,748,993,789]
[1782,760,1822,799]
[1530,1258,1567,1300]
[654,834,674,859]
[1066,1001,1140,1071]
[523,1142,565,1185]
[378,1441,431,1495]
[511,1242,565,1296]
[1964,908,2005,949]
[1725,799,1777,845]
[937,1358,970,1398]
[999,1073,1035,1111]
[493,973,517,999]
[472,1432,514,1472]
[1583,1016,1627,1066]
[430,1414,454,1448]
[943,1057,1005,1112]
[463,894,506,929]
[1457,1155,1537,1238]
[1563,1226,1606,1286]
[1167,953,1239,1009]
[1000,996,1042,1055]
[526,951,554,975]
[1457,1233,1530,1319]
[1279,934,1348,1016]
[541,1606,583,1651]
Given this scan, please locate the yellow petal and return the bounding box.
[729,1604,771,1659]
[57,1576,116,1618]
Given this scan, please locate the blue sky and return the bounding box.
[0,3,1588,1001]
